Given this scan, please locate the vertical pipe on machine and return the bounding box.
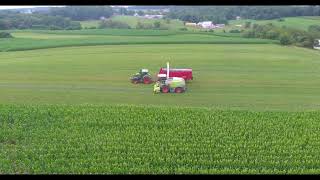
[166,62,169,79]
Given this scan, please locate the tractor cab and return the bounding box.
[157,74,167,84]
[140,69,149,76]
[130,69,153,84]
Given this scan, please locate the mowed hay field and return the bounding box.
[1,28,320,174]
[0,44,320,111]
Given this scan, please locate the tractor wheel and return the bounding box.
[132,79,139,84]
[175,87,183,93]
[162,86,169,93]
[143,76,152,84]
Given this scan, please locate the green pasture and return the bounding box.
[0,43,319,111]
[79,16,186,30]
[0,29,275,52]
[227,16,320,31]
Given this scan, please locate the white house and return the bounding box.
[236,16,241,20]
[197,21,214,29]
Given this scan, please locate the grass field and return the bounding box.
[0,43,319,111]
[79,16,187,30]
[1,25,320,174]
[0,29,275,52]
[79,20,100,29]
[227,16,320,31]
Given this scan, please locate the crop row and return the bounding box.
[0,104,320,174]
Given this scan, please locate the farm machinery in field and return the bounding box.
[154,76,186,93]
[130,62,192,93]
[153,62,190,94]
[130,69,153,84]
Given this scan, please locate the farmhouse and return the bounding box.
[195,21,225,29]
[197,21,214,29]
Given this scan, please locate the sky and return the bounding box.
[0,6,128,10]
[0,6,64,10]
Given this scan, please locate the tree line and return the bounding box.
[242,23,320,48]
[49,6,114,21]
[167,6,320,23]
[0,11,81,30]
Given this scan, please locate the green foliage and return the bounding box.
[265,30,280,40]
[49,6,113,21]
[153,21,161,29]
[137,11,145,16]
[99,20,131,29]
[168,6,320,22]
[1,104,320,173]
[165,18,171,24]
[242,23,318,48]
[244,21,251,28]
[229,29,241,33]
[136,21,168,30]
[179,27,188,31]
[0,12,81,30]
[279,34,291,45]
[308,25,320,33]
[0,32,13,38]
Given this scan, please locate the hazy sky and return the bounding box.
[0,6,63,10]
[0,6,128,10]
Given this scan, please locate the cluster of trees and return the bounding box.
[49,6,114,21]
[309,25,320,33]
[98,19,170,30]
[99,20,131,29]
[136,21,168,30]
[168,6,229,24]
[242,23,320,48]
[0,12,81,30]
[167,6,320,23]
[0,32,13,38]
[117,8,135,16]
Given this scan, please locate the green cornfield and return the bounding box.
[1,104,320,174]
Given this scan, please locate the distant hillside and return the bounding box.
[228,16,320,31]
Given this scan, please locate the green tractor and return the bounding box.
[130,69,153,84]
